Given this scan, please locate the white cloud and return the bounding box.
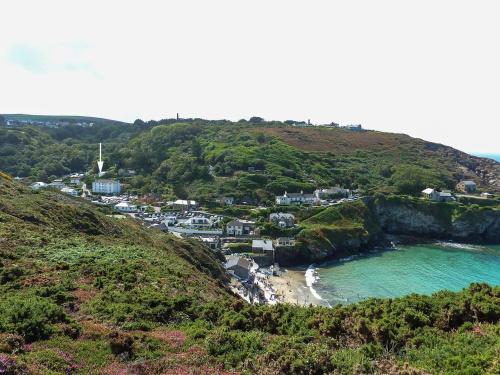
[0,0,499,153]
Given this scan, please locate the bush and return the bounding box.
[0,295,69,342]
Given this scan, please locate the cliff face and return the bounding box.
[373,197,500,243]
[281,197,500,266]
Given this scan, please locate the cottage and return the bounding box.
[315,187,349,199]
[481,192,494,199]
[216,196,234,205]
[457,180,477,193]
[252,239,274,253]
[422,188,455,202]
[173,199,198,211]
[92,179,121,194]
[269,212,295,228]
[114,202,137,212]
[61,187,78,197]
[185,216,213,228]
[275,191,318,205]
[48,179,65,190]
[30,181,47,190]
[200,237,220,250]
[275,237,295,247]
[226,220,256,236]
[225,257,252,280]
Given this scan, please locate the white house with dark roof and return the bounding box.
[275,191,318,205]
[114,202,137,212]
[269,212,295,228]
[226,220,256,236]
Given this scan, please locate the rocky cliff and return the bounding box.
[373,196,500,243]
[279,197,500,266]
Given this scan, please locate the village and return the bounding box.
[25,170,496,305]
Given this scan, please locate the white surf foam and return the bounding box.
[305,265,325,301]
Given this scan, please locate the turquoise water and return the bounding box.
[472,153,500,162]
[314,243,500,304]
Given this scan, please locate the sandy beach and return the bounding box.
[269,267,327,306]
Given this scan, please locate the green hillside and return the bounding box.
[0,174,499,374]
[1,118,498,201]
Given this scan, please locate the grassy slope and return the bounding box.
[0,174,499,374]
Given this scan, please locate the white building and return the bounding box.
[61,187,78,197]
[275,237,295,247]
[315,187,349,199]
[92,179,121,194]
[114,202,137,212]
[173,199,198,210]
[226,220,256,236]
[269,213,295,228]
[275,191,317,205]
[30,182,47,190]
[185,216,213,228]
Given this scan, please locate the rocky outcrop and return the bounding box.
[373,197,500,243]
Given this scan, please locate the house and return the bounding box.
[344,124,363,131]
[226,220,256,236]
[60,187,78,197]
[275,237,295,247]
[422,188,455,202]
[481,192,494,199]
[200,237,220,250]
[438,191,455,202]
[70,177,81,185]
[422,188,440,201]
[30,182,47,190]
[92,179,121,194]
[216,196,234,205]
[314,187,349,199]
[252,239,274,253]
[48,179,65,190]
[185,216,213,228]
[457,180,477,193]
[269,213,295,228]
[275,191,318,205]
[114,202,137,212]
[225,257,252,280]
[173,199,198,211]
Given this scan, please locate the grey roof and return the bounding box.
[462,180,477,186]
[225,257,252,270]
[439,192,453,197]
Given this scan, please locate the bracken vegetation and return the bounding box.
[0,175,499,374]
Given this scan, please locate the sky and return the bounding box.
[0,0,499,153]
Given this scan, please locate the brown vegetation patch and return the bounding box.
[150,330,186,349]
[259,127,412,153]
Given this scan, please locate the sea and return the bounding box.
[472,153,500,162]
[308,243,500,305]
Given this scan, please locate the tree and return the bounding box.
[391,165,444,196]
[0,116,5,127]
[249,117,264,123]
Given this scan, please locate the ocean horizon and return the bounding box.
[472,153,500,162]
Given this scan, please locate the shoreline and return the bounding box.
[266,266,329,306]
